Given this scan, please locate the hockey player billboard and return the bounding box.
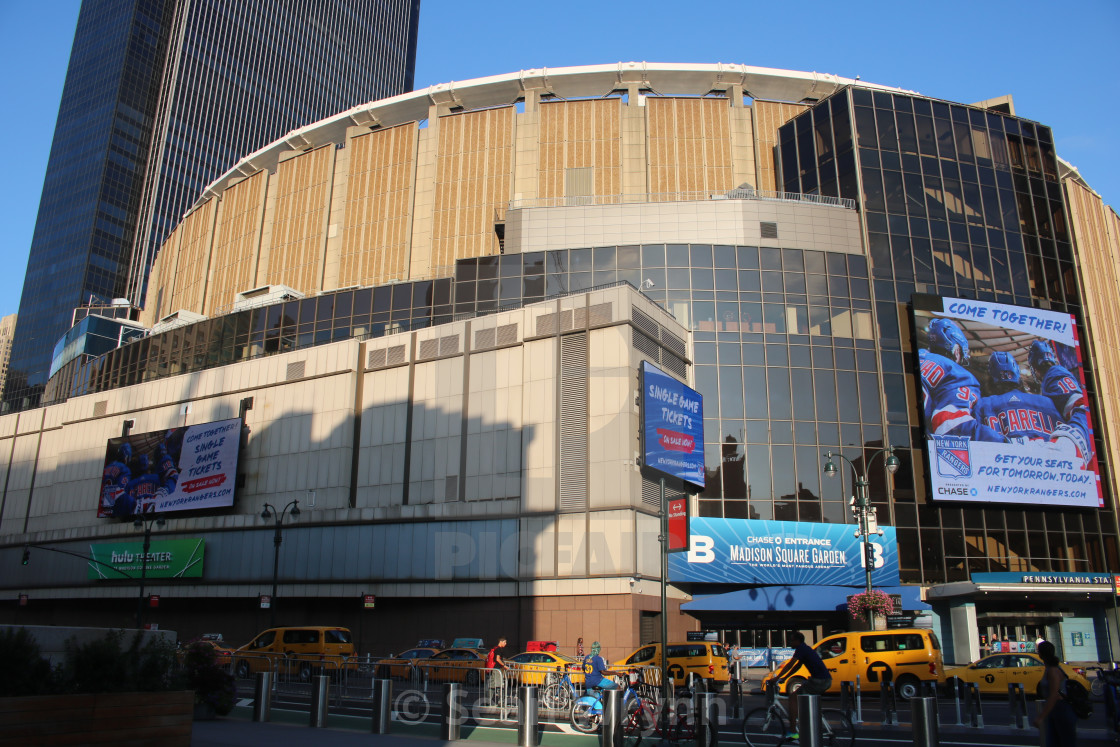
[641,360,705,490]
[98,417,242,517]
[912,294,1101,508]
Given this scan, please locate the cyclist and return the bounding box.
[583,641,624,690]
[775,632,832,742]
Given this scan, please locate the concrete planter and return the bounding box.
[0,690,193,746]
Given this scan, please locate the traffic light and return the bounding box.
[21,546,30,565]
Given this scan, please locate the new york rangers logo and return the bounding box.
[934,435,972,477]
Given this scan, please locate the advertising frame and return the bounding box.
[640,361,705,491]
[911,293,1101,508]
[99,417,243,518]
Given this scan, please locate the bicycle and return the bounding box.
[741,683,854,747]
[543,670,580,712]
[1089,666,1120,739]
[570,671,651,736]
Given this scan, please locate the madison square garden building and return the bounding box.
[5,63,1120,665]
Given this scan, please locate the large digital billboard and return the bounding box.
[87,539,205,580]
[99,417,242,517]
[641,361,705,490]
[669,518,900,587]
[912,294,1101,507]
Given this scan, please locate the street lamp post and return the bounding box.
[823,447,900,627]
[133,512,166,630]
[261,500,300,627]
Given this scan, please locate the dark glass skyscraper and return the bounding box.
[5,0,420,412]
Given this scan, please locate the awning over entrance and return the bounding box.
[681,585,928,612]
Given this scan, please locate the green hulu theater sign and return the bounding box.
[88,539,205,579]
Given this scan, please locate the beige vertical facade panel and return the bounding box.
[752,100,810,192]
[140,224,180,326]
[167,199,217,315]
[538,100,621,201]
[322,135,352,292]
[647,98,735,196]
[729,104,757,189]
[205,170,267,315]
[341,124,418,287]
[1065,179,1120,510]
[431,108,514,268]
[264,145,334,295]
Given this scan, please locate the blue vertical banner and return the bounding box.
[669,518,900,587]
[640,361,705,490]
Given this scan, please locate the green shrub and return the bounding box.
[59,630,183,694]
[181,640,236,715]
[0,628,56,696]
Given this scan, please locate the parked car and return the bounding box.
[375,646,441,679]
[943,653,1090,695]
[179,638,234,668]
[232,626,356,681]
[614,642,729,691]
[417,647,488,684]
[506,650,586,685]
[760,628,943,700]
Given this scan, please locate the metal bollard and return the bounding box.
[310,674,330,727]
[854,675,863,724]
[1008,683,1026,729]
[518,686,539,747]
[371,678,392,734]
[694,691,717,747]
[253,671,273,722]
[910,696,939,747]
[839,681,856,722]
[879,680,898,726]
[952,679,965,726]
[440,682,464,741]
[964,682,984,728]
[730,661,742,718]
[798,693,823,747]
[601,688,624,747]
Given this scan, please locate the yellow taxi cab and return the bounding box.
[506,650,586,685]
[232,626,356,681]
[375,646,441,679]
[418,647,488,684]
[761,628,942,700]
[943,652,1090,695]
[178,638,234,668]
[614,642,729,691]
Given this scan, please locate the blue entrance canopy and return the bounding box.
[681,585,928,613]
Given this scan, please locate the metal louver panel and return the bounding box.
[588,302,612,326]
[475,328,496,349]
[559,332,588,512]
[641,473,685,508]
[760,221,779,238]
[286,361,306,381]
[439,335,460,356]
[561,307,587,332]
[367,348,387,369]
[419,339,439,359]
[662,354,687,378]
[632,329,660,360]
[660,331,687,358]
[93,401,108,417]
[386,345,407,366]
[536,312,557,336]
[496,323,518,346]
[632,309,659,339]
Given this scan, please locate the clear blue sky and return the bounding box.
[1,0,1117,322]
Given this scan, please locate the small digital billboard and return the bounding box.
[641,361,705,490]
[99,417,242,517]
[912,294,1101,508]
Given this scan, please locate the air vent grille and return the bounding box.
[93,401,108,417]
[760,221,779,239]
[475,328,496,349]
[286,361,306,380]
[496,323,518,346]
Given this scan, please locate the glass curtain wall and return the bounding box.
[778,87,1113,584]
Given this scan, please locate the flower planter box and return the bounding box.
[0,690,193,746]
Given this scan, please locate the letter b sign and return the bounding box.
[687,536,714,563]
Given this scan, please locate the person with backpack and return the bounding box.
[486,637,509,704]
[1033,640,1078,745]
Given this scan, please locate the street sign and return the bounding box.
[260,594,271,609]
[363,594,376,609]
[149,594,160,608]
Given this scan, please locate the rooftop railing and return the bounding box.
[505,189,857,212]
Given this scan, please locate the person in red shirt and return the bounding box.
[486,637,509,703]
